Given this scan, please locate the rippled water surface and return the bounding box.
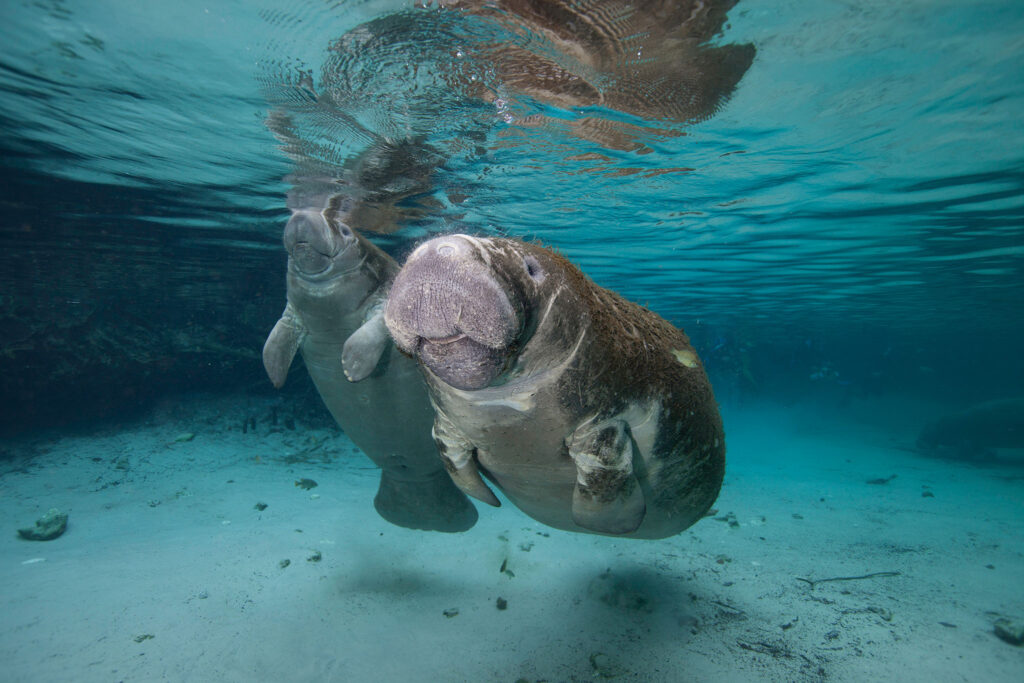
[1,0,1022,392]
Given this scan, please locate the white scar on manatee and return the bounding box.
[671,348,699,367]
[462,234,492,267]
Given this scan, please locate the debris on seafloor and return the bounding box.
[589,652,628,679]
[17,508,68,541]
[994,618,1024,646]
[795,571,901,589]
[713,511,740,528]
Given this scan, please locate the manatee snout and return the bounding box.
[284,209,355,275]
[385,235,521,390]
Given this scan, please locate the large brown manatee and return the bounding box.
[384,234,724,538]
[263,194,477,532]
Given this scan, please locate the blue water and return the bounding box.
[1,1,1023,680]
[3,0,1022,414]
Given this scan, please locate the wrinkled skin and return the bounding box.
[263,199,477,532]
[385,234,725,538]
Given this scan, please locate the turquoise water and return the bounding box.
[1,1,1023,680]
[2,1,1021,418]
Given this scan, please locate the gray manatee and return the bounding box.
[263,196,477,532]
[384,234,724,538]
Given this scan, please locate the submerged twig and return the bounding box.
[795,571,901,589]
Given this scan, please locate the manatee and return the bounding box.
[383,234,724,538]
[263,195,477,532]
[917,398,1024,461]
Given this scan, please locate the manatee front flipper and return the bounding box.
[433,411,500,507]
[263,305,306,389]
[568,418,646,535]
[374,465,479,533]
[341,304,389,382]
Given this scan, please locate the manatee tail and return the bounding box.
[374,470,478,533]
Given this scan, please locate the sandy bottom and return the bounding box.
[2,392,1023,682]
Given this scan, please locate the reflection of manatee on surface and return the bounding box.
[356,0,754,144]
[384,234,725,538]
[265,110,446,235]
[262,193,477,532]
[435,0,757,148]
[917,398,1024,461]
[260,0,756,231]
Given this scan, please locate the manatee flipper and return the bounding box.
[342,304,390,382]
[374,467,479,533]
[568,418,646,535]
[263,305,306,389]
[433,413,501,507]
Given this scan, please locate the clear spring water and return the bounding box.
[2,2,1024,680]
[3,0,1021,343]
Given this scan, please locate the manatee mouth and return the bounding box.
[384,234,525,391]
[415,334,507,391]
[284,210,357,276]
[290,242,332,274]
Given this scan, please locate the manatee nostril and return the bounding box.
[437,244,455,256]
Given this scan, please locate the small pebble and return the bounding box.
[443,608,459,618]
[307,550,322,563]
[496,597,508,610]
[279,559,291,569]
[254,502,268,511]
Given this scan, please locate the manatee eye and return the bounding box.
[337,223,352,238]
[523,255,545,283]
